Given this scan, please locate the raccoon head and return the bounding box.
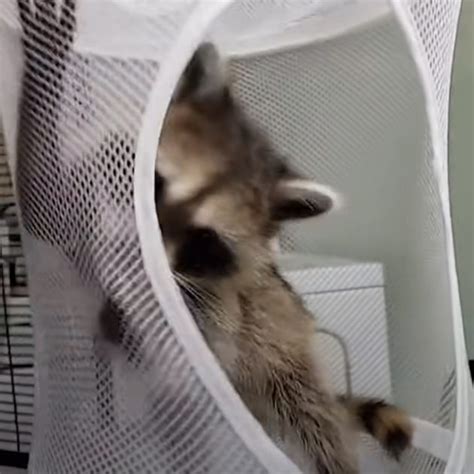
[155,43,340,284]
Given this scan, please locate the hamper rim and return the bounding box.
[218,1,392,59]
[389,0,469,471]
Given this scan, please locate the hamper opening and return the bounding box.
[149,3,458,469]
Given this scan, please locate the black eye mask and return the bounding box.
[174,226,238,279]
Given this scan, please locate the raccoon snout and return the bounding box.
[174,226,238,279]
[154,172,165,203]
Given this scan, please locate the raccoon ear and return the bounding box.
[173,43,228,103]
[272,178,342,221]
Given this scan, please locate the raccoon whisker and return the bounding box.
[181,284,214,309]
[173,274,208,303]
[172,272,201,293]
[173,272,225,314]
[173,273,220,303]
[173,272,242,332]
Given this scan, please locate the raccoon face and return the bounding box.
[155,43,340,282]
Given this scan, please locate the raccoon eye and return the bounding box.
[175,227,238,279]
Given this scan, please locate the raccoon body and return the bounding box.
[154,44,413,473]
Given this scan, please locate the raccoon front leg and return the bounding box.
[260,362,358,474]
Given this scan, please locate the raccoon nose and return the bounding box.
[175,227,238,279]
[154,172,165,203]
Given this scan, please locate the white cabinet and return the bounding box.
[281,254,392,400]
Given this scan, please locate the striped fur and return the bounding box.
[340,396,413,460]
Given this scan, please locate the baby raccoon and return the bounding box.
[155,44,413,473]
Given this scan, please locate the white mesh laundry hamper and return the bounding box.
[0,0,472,473]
